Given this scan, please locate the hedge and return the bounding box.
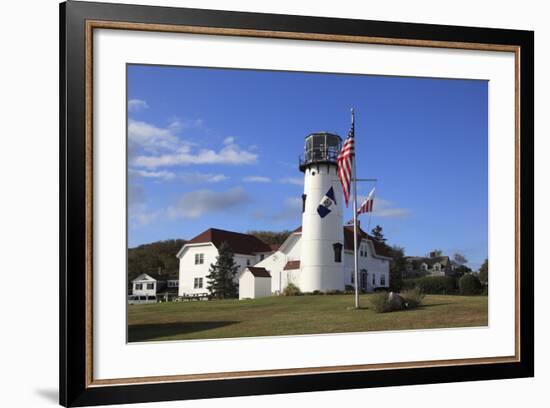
[458,273,482,295]
[401,276,457,294]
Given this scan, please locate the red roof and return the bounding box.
[187,228,272,255]
[284,260,300,270]
[246,267,271,278]
[269,243,281,251]
[343,225,393,257]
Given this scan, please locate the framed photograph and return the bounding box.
[60,1,534,406]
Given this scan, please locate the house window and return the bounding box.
[194,278,204,289]
[302,194,307,213]
[372,273,376,286]
[146,283,154,290]
[363,247,367,257]
[333,243,343,263]
[135,283,142,290]
[260,254,265,261]
[194,253,204,265]
[167,280,178,288]
[380,274,386,286]
[351,272,354,284]
[246,259,251,266]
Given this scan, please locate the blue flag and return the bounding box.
[317,186,337,218]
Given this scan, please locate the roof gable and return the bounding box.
[183,228,272,255]
[246,267,271,278]
[132,273,157,282]
[343,225,393,257]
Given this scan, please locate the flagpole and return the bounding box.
[352,109,360,309]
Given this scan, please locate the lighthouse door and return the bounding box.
[360,270,368,292]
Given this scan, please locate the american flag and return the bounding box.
[337,123,355,207]
[358,187,375,215]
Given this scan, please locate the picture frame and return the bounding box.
[59,0,534,406]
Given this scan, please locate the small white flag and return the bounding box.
[358,187,375,215]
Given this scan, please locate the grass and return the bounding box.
[127,294,488,342]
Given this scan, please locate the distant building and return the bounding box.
[130,273,179,302]
[402,255,454,278]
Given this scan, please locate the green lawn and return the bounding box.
[127,294,488,342]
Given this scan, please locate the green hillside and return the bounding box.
[128,239,187,282]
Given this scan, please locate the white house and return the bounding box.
[130,273,180,302]
[176,228,273,297]
[238,267,272,299]
[254,225,392,294]
[131,273,159,298]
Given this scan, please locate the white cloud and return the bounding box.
[128,119,180,153]
[129,203,162,227]
[243,176,271,183]
[129,169,176,181]
[128,99,149,112]
[168,118,204,132]
[180,172,228,184]
[365,197,411,218]
[167,187,249,219]
[252,197,302,222]
[128,119,258,169]
[280,177,304,186]
[132,143,258,168]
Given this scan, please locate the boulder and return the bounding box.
[387,292,405,310]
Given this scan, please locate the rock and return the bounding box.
[387,291,405,310]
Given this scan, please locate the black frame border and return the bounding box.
[60,1,534,406]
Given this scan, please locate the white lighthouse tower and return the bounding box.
[299,132,345,292]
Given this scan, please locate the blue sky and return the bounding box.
[127,64,488,269]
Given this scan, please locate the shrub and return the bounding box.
[369,292,393,313]
[325,289,343,295]
[400,287,425,309]
[283,283,301,296]
[459,274,482,295]
[402,276,457,294]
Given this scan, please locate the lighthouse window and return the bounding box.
[302,194,307,213]
[333,243,343,263]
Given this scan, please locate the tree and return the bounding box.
[370,225,387,245]
[478,258,488,285]
[206,241,239,299]
[458,273,482,295]
[453,252,468,266]
[389,245,405,292]
[453,264,472,278]
[247,230,291,246]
